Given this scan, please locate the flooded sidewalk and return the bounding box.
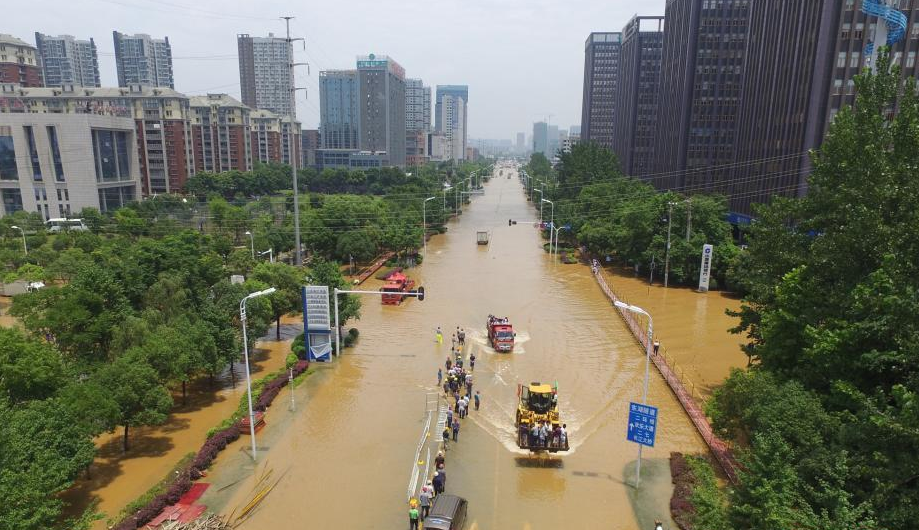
[60,315,300,528]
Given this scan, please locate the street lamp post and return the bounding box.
[245,230,254,259]
[258,249,274,263]
[535,189,544,222]
[239,287,277,460]
[10,225,27,255]
[422,196,436,257]
[613,301,654,488]
[553,225,566,259]
[541,199,554,255]
[664,202,674,288]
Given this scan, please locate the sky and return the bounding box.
[13,0,666,140]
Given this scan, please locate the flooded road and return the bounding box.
[213,168,713,529]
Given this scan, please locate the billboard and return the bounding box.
[302,286,332,362]
[698,244,713,292]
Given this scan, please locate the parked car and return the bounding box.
[423,494,468,530]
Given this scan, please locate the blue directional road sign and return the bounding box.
[627,402,659,447]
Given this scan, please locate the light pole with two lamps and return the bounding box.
[614,300,654,488]
[239,287,277,460]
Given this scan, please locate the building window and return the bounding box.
[46,126,64,181]
[0,126,17,181]
[912,23,919,39]
[850,51,861,68]
[2,189,23,213]
[837,52,847,68]
[855,23,864,39]
[845,0,855,9]
[909,51,917,68]
[92,129,131,182]
[894,51,903,66]
[834,79,843,94]
[24,126,42,181]
[847,79,856,95]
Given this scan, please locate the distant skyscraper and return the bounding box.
[0,34,43,87]
[436,85,469,161]
[237,33,294,117]
[613,16,664,177]
[516,132,525,152]
[319,70,359,150]
[357,54,406,167]
[580,32,621,150]
[654,0,748,192]
[533,121,549,156]
[34,33,100,87]
[113,32,173,88]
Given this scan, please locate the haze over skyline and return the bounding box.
[11,0,665,139]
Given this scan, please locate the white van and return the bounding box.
[45,218,88,233]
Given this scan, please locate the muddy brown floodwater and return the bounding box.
[197,167,745,530]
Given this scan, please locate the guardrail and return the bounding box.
[592,268,740,484]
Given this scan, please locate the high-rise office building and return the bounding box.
[580,32,621,150]
[654,0,748,193]
[612,16,664,177]
[357,54,406,167]
[731,0,919,216]
[516,132,525,153]
[319,70,360,150]
[34,34,100,88]
[112,32,173,88]
[237,33,294,118]
[301,129,320,168]
[0,34,43,87]
[435,85,469,161]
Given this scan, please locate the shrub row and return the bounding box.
[113,360,309,530]
[670,451,695,530]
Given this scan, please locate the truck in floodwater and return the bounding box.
[487,315,514,352]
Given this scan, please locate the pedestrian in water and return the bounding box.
[465,373,473,395]
[445,357,452,370]
[474,390,481,411]
[433,470,445,494]
[434,451,445,470]
[446,407,453,427]
[442,426,450,450]
[459,328,466,346]
[419,487,432,519]
[452,417,460,441]
[437,368,442,386]
[458,398,466,419]
[451,334,457,349]
[469,353,476,371]
[436,327,443,344]
[409,503,420,530]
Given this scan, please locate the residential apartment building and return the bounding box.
[0,112,140,218]
[435,85,468,161]
[580,32,621,150]
[113,32,174,88]
[654,0,748,193]
[237,33,294,118]
[0,34,43,87]
[34,33,100,88]
[250,110,282,163]
[301,128,319,168]
[357,54,406,167]
[0,84,194,195]
[613,16,664,178]
[405,78,430,165]
[189,94,252,173]
[533,121,549,156]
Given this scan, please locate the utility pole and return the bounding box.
[283,16,308,265]
[685,198,692,241]
[664,202,673,288]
